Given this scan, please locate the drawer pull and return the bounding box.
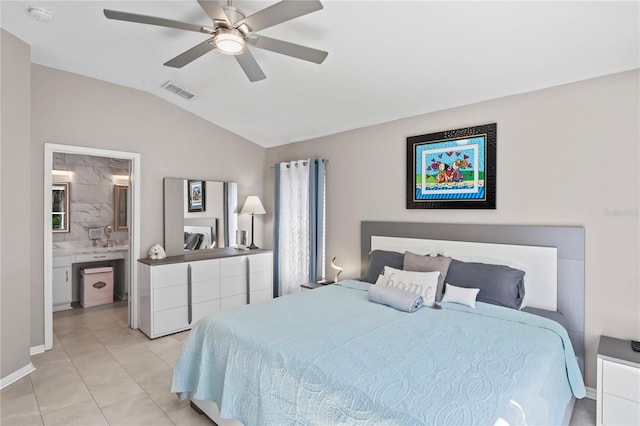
[187,265,193,325]
[93,255,107,259]
[66,270,69,281]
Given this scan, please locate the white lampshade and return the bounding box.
[240,196,266,215]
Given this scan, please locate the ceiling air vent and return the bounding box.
[161,81,196,100]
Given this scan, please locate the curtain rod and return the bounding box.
[269,158,328,169]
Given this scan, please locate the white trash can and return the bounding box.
[80,266,113,308]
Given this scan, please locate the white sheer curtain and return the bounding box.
[278,160,310,295]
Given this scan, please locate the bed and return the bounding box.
[172,222,586,425]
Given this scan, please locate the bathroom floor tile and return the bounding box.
[41,399,108,426]
[83,366,143,408]
[101,393,173,426]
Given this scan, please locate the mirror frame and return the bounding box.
[114,184,128,231]
[52,182,70,233]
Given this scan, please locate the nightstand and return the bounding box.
[596,335,640,426]
[300,281,334,291]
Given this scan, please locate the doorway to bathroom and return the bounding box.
[43,143,141,352]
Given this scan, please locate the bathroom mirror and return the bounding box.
[52,182,70,233]
[114,185,128,231]
[163,178,238,257]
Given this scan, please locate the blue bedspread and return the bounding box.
[172,280,585,425]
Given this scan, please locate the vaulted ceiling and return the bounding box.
[2,1,638,147]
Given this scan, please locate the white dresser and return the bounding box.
[597,335,640,426]
[138,249,273,339]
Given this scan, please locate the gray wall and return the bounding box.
[1,30,32,378]
[266,69,640,389]
[29,65,268,349]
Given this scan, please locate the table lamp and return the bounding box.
[240,196,266,249]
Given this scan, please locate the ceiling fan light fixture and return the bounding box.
[214,28,246,55]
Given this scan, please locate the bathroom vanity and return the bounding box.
[52,245,129,311]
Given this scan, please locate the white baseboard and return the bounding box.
[586,386,596,400]
[30,345,45,356]
[0,363,35,390]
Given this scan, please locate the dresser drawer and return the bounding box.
[249,253,272,272]
[192,279,221,303]
[75,251,125,263]
[250,288,272,305]
[154,285,187,311]
[603,360,640,402]
[220,256,247,277]
[53,255,73,268]
[152,264,188,289]
[190,259,220,283]
[250,270,272,292]
[153,307,189,336]
[602,392,640,425]
[221,294,247,311]
[221,275,246,298]
[192,299,221,324]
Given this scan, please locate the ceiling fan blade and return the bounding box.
[196,0,228,23]
[247,35,327,64]
[104,9,207,33]
[234,50,266,82]
[164,38,216,68]
[236,0,323,33]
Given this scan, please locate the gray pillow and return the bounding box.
[359,250,404,283]
[403,251,452,302]
[445,259,525,309]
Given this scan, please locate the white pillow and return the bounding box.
[377,266,439,307]
[442,283,480,308]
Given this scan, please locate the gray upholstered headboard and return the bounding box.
[360,221,585,374]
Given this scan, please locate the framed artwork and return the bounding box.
[407,123,496,209]
[187,180,206,212]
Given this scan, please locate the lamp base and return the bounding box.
[248,243,259,250]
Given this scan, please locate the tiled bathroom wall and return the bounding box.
[52,153,130,245]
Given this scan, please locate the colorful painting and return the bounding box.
[406,123,496,209]
[188,180,206,212]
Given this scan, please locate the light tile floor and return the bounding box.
[1,300,597,425]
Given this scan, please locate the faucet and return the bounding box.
[104,225,113,248]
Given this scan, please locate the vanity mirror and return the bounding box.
[52,182,70,233]
[163,178,238,257]
[114,185,128,231]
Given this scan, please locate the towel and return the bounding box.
[368,284,424,313]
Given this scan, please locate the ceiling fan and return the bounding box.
[104,0,328,82]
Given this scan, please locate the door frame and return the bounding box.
[44,143,141,350]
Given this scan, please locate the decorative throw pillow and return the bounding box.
[442,284,480,308]
[445,259,526,309]
[377,266,439,307]
[403,251,452,302]
[184,232,203,250]
[359,250,404,283]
